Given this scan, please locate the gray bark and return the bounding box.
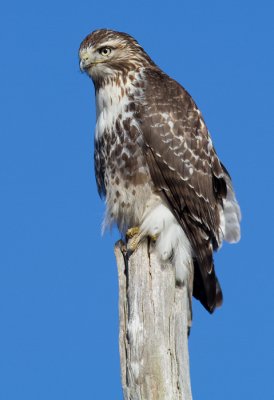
[115,238,193,400]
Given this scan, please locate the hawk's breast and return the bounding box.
[94,75,154,233]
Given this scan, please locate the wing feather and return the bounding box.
[140,68,227,311]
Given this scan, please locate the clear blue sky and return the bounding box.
[1,0,273,399]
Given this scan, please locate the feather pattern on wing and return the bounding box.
[138,68,228,311]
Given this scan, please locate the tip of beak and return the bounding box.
[80,60,85,72]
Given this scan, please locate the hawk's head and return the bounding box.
[79,29,154,82]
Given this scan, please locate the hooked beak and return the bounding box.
[80,58,105,72]
[79,49,94,72]
[80,58,92,72]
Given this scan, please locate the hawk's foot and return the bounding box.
[150,234,158,242]
[126,227,158,253]
[126,226,141,253]
[127,235,141,252]
[126,226,140,238]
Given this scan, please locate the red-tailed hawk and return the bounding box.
[79,29,241,313]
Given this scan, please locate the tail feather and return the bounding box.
[192,257,222,313]
[220,163,241,243]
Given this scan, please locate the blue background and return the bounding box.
[1,0,273,398]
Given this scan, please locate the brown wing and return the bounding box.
[140,68,227,312]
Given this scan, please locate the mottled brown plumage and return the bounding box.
[79,29,241,313]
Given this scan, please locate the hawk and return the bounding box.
[79,29,241,313]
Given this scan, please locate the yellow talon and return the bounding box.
[127,236,141,252]
[126,227,141,252]
[150,234,158,242]
[126,226,140,238]
[126,227,158,253]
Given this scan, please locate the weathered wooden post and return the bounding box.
[115,237,193,400]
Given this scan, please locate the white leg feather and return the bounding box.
[140,203,192,284]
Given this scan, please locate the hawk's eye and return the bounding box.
[98,47,112,56]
